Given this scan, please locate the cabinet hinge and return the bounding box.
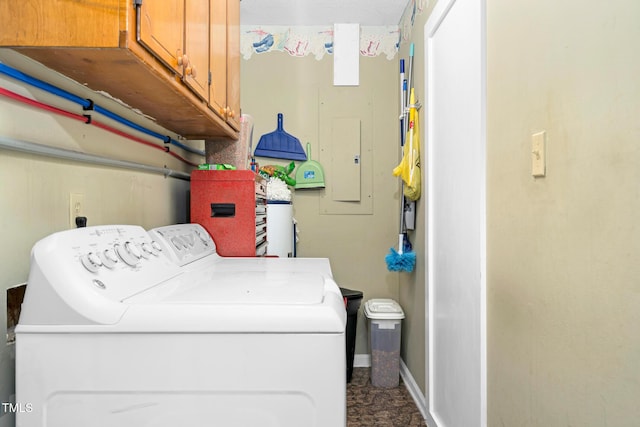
[134,0,143,6]
[208,71,212,86]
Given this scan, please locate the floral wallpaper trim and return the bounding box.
[240,26,400,60]
[399,0,428,43]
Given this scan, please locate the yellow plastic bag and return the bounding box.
[393,89,421,201]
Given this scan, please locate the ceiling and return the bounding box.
[240,0,409,26]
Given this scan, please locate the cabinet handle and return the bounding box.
[178,54,189,68]
[186,65,197,78]
[217,107,235,120]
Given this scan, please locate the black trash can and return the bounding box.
[340,287,363,383]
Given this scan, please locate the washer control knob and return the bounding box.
[138,243,150,259]
[151,241,163,253]
[125,241,142,259]
[99,248,118,269]
[141,242,158,257]
[115,243,140,267]
[80,252,103,273]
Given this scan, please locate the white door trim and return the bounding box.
[425,0,487,425]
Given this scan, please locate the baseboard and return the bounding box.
[354,353,371,367]
[354,354,429,423]
[399,359,428,421]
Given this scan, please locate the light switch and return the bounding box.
[531,131,546,177]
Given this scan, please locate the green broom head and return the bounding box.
[385,247,416,272]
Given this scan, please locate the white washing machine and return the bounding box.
[16,224,346,427]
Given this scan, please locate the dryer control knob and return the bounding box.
[184,234,195,247]
[194,229,208,245]
[170,237,183,251]
[179,236,190,248]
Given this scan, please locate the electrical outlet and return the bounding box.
[69,193,84,228]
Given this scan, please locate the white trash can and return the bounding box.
[364,299,405,388]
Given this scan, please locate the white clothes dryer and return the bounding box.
[148,223,334,277]
[16,224,346,427]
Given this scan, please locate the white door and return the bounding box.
[425,0,486,426]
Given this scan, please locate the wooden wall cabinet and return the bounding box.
[183,0,210,101]
[210,0,241,131]
[0,0,240,140]
[138,0,184,77]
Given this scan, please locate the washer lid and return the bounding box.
[125,271,325,305]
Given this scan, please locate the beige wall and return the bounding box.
[397,2,436,396]
[398,0,640,421]
[240,28,434,395]
[5,1,637,424]
[487,0,640,425]
[241,53,405,361]
[0,50,196,425]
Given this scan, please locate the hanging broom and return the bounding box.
[386,45,417,273]
[385,95,420,272]
[385,201,416,272]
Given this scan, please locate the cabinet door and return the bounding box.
[210,0,228,120]
[138,0,184,75]
[226,0,240,131]
[210,0,240,131]
[0,0,122,47]
[184,0,210,101]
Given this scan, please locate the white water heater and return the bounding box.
[266,201,294,257]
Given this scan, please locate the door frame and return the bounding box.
[424,0,487,426]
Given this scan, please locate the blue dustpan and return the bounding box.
[254,113,307,161]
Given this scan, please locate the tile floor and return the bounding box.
[347,368,428,427]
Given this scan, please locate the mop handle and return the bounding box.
[400,59,405,111]
[406,43,414,111]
